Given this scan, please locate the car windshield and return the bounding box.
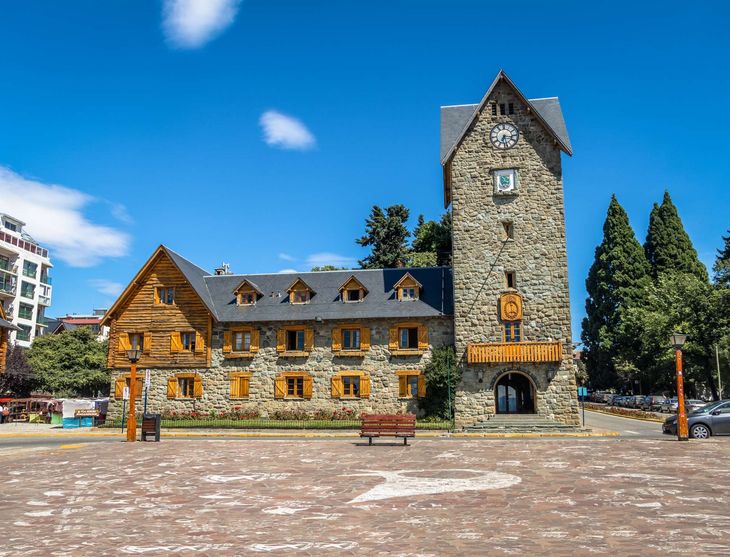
[691,402,718,414]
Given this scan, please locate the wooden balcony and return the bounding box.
[467,341,562,364]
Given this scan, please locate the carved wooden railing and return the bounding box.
[467,341,562,364]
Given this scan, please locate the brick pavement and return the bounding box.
[1,438,728,556]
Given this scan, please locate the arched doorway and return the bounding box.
[495,372,536,414]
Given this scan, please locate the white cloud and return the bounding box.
[306,252,355,269]
[89,279,125,297]
[277,268,298,274]
[260,110,316,151]
[278,252,296,262]
[110,202,133,225]
[162,0,241,49]
[0,166,130,267]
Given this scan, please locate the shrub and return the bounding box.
[420,346,459,419]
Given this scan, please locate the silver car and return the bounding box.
[663,400,730,439]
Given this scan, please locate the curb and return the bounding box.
[451,431,620,438]
[584,408,665,424]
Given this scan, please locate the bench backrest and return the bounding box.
[361,414,416,430]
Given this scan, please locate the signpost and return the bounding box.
[577,386,588,427]
[143,370,151,416]
[121,386,130,433]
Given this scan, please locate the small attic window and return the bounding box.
[499,103,506,116]
[233,279,262,306]
[346,289,362,302]
[339,275,368,303]
[508,103,514,115]
[491,103,497,116]
[238,292,256,305]
[287,278,315,305]
[394,272,422,302]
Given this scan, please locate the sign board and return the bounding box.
[577,387,588,397]
[145,369,151,388]
[122,386,130,401]
[74,409,100,418]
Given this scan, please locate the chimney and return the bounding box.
[214,262,232,276]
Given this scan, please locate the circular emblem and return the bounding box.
[504,299,520,320]
[490,123,519,149]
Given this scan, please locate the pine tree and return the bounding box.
[356,205,411,269]
[644,191,708,281]
[713,230,730,286]
[410,212,452,266]
[581,195,652,389]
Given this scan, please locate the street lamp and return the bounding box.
[669,332,689,441]
[125,348,142,442]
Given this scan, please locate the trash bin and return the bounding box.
[141,413,161,442]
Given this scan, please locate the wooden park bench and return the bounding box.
[141,414,161,442]
[360,414,416,446]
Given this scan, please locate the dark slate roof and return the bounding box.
[164,247,218,318]
[440,97,571,161]
[0,317,19,331]
[204,267,453,323]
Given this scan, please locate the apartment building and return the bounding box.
[0,213,53,347]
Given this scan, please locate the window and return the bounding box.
[274,372,313,399]
[288,330,305,351]
[234,280,262,306]
[22,261,37,278]
[156,287,175,305]
[342,328,361,350]
[500,103,506,115]
[399,327,419,350]
[504,321,522,342]
[402,287,417,300]
[223,328,259,357]
[331,371,371,399]
[18,303,33,320]
[114,374,143,399]
[394,273,422,301]
[17,324,31,342]
[234,330,251,352]
[0,255,9,271]
[118,332,149,355]
[505,271,516,289]
[129,333,144,351]
[491,103,497,116]
[502,221,514,240]
[339,276,368,303]
[181,332,196,352]
[342,375,360,397]
[239,292,255,305]
[508,102,514,115]
[20,281,35,299]
[291,290,309,304]
[229,372,252,399]
[4,221,17,232]
[346,289,361,302]
[166,373,202,399]
[397,370,425,398]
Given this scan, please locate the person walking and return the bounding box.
[0,403,5,424]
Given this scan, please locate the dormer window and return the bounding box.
[339,275,368,303]
[233,279,263,306]
[394,272,422,302]
[287,278,315,305]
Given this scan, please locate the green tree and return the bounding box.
[713,230,730,286]
[27,327,110,397]
[644,191,708,281]
[420,346,459,419]
[356,204,411,269]
[310,265,346,272]
[410,212,452,267]
[581,195,652,389]
[0,344,35,397]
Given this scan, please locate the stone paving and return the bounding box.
[1,438,729,556]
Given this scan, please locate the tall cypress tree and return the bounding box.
[644,191,708,281]
[582,196,652,388]
[713,230,730,286]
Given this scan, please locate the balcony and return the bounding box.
[38,295,51,307]
[0,282,16,298]
[467,341,563,364]
[0,261,17,275]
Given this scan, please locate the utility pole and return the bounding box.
[717,345,723,399]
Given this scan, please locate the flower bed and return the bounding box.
[583,402,664,422]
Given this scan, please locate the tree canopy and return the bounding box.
[410,212,452,267]
[0,344,35,397]
[713,230,730,286]
[356,205,411,269]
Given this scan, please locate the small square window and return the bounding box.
[399,327,419,350]
[505,271,516,289]
[342,328,361,350]
[346,289,361,302]
[178,377,195,398]
[499,103,506,115]
[157,287,175,305]
[239,292,255,305]
[287,330,305,351]
[508,102,514,115]
[181,332,196,351]
[504,321,522,342]
[234,331,251,352]
[287,376,304,397]
[342,375,361,397]
[502,221,514,240]
[292,291,309,304]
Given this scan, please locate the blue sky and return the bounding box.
[1,0,728,341]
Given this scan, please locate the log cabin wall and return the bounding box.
[107,252,211,369]
[0,328,7,372]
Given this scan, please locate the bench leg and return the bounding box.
[403,437,408,446]
[369,437,373,445]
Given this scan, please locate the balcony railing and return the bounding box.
[467,341,563,364]
[0,282,16,297]
[0,261,17,274]
[38,295,51,306]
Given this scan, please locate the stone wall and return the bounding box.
[106,316,454,420]
[449,79,579,426]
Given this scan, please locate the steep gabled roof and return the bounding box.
[338,275,369,294]
[233,279,264,296]
[286,277,315,295]
[440,70,573,165]
[100,245,217,326]
[393,272,423,289]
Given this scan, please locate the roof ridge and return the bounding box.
[204,266,452,278]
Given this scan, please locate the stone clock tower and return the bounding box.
[440,70,579,427]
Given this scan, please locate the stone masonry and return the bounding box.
[449,79,579,426]
[106,317,453,420]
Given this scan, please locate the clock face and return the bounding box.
[490,123,519,149]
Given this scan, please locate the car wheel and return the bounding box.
[690,424,711,439]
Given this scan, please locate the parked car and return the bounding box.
[663,398,706,414]
[628,395,645,408]
[663,400,730,438]
[641,395,667,412]
[660,398,677,413]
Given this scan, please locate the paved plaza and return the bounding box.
[1,437,729,556]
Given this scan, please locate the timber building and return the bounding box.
[102,71,579,427]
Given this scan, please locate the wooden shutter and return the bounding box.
[114,377,125,398]
[303,374,313,399]
[230,373,251,399]
[276,329,286,353]
[361,327,371,351]
[193,375,203,398]
[143,333,151,354]
[170,332,183,353]
[398,375,407,397]
[417,374,426,398]
[240,375,250,397]
[360,374,371,398]
[167,376,177,399]
[331,327,342,352]
[389,327,398,350]
[195,332,205,354]
[153,287,160,304]
[274,376,286,399]
[331,375,343,398]
[117,333,131,353]
[133,377,143,399]
[230,374,240,398]
[418,325,429,350]
[223,331,232,353]
[250,329,260,353]
[304,328,314,351]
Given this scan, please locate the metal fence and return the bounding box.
[100,416,452,431]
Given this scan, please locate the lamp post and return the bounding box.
[125,348,142,442]
[669,333,689,441]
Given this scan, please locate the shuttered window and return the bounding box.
[118,332,151,355]
[331,371,371,399]
[396,370,426,398]
[274,372,313,399]
[229,372,252,399]
[114,374,143,400]
[223,328,260,357]
[276,327,314,354]
[332,325,370,355]
[170,332,205,354]
[166,373,203,399]
[154,287,175,305]
[389,323,428,354]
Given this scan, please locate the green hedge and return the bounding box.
[100,418,451,430]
